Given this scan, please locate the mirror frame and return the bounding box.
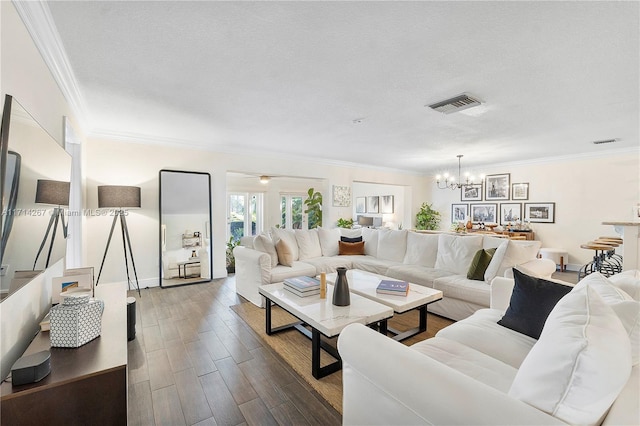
[158,169,213,288]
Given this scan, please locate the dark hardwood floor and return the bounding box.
[127,277,342,426]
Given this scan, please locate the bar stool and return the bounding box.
[594,238,623,272]
[578,242,621,279]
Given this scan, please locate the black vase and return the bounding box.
[332,267,350,306]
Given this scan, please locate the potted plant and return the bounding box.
[226,236,240,273]
[415,202,441,230]
[336,218,354,228]
[304,188,323,229]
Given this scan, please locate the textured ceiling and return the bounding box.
[45,1,639,173]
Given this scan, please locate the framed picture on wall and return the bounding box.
[511,182,529,200]
[355,197,366,213]
[332,185,351,207]
[380,195,394,214]
[524,202,555,223]
[366,196,379,213]
[499,203,522,225]
[470,203,497,224]
[485,174,510,201]
[451,204,468,223]
[461,184,482,201]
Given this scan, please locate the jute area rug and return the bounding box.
[230,301,454,414]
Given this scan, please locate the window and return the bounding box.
[228,192,263,241]
[281,194,306,229]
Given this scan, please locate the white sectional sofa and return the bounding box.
[338,271,640,425]
[234,227,554,320]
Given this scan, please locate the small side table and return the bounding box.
[539,248,568,272]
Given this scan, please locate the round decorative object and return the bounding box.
[332,267,351,306]
[466,219,473,230]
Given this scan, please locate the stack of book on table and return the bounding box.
[376,279,410,296]
[283,276,321,297]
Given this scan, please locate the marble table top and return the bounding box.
[259,282,393,337]
[325,269,443,314]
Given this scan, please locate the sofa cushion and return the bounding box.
[376,229,408,263]
[351,257,401,276]
[467,248,496,281]
[295,229,322,260]
[271,227,299,261]
[509,287,632,426]
[436,308,536,368]
[340,228,362,239]
[361,228,378,257]
[496,240,542,278]
[435,234,483,275]
[252,234,278,268]
[275,238,294,267]
[317,227,341,257]
[574,273,640,366]
[609,270,640,301]
[403,232,439,267]
[339,241,365,255]
[497,269,572,339]
[386,265,454,288]
[411,337,518,393]
[483,240,509,282]
[432,275,491,307]
[302,256,354,274]
[269,262,317,283]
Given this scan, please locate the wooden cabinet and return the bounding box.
[1,282,127,425]
[467,229,535,240]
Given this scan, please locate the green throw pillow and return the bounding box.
[467,248,497,281]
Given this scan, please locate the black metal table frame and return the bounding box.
[177,260,201,279]
[264,297,389,379]
[385,298,442,342]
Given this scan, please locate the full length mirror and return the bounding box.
[159,170,212,287]
[0,95,71,300]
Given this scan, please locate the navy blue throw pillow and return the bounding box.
[340,236,363,243]
[497,268,572,339]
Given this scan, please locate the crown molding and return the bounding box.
[13,0,88,127]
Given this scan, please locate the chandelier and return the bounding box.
[436,155,484,190]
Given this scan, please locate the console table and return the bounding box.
[1,282,128,425]
[467,229,535,240]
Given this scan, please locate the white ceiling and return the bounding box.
[42,1,638,174]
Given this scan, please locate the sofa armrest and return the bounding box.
[504,258,557,279]
[338,323,567,426]
[234,247,272,307]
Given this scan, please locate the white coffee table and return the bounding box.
[258,282,393,379]
[325,269,443,342]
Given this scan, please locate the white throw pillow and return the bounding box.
[509,287,632,426]
[376,229,408,262]
[317,227,341,257]
[252,234,278,268]
[271,227,299,260]
[403,232,439,267]
[609,270,640,301]
[361,228,378,257]
[496,240,541,278]
[434,234,483,275]
[483,240,509,283]
[574,273,640,365]
[295,229,322,260]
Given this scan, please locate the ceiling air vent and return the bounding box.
[428,93,482,114]
[592,138,619,145]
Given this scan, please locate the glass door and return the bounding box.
[280,194,306,229]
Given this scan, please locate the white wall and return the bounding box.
[429,151,640,269]
[352,181,410,229]
[0,2,85,380]
[85,138,429,286]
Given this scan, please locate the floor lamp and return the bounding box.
[95,185,141,296]
[33,179,70,270]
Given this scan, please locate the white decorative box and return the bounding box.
[50,292,105,348]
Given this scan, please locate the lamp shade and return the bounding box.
[98,185,141,208]
[35,179,70,206]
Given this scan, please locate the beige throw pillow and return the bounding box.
[275,238,293,267]
[253,234,278,268]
